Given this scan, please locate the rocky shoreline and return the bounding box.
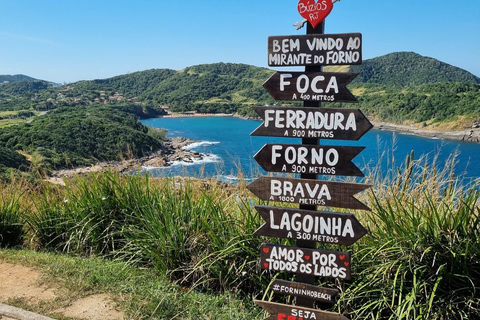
[372,122,480,143]
[47,137,203,185]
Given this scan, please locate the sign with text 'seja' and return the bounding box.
[268,33,362,67]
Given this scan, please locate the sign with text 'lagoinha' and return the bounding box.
[268,33,362,67]
[250,106,373,140]
[254,206,367,245]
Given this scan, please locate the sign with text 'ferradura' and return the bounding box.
[270,279,339,304]
[268,33,362,67]
[254,206,367,245]
[254,144,365,176]
[263,72,358,102]
[261,244,351,280]
[247,176,371,210]
[250,106,373,140]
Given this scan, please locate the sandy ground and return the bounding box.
[0,261,124,320]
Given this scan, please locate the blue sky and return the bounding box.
[1,0,479,83]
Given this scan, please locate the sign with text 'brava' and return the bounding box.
[268,33,362,67]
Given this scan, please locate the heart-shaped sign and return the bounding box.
[339,255,345,261]
[264,263,269,268]
[305,255,311,261]
[344,262,350,267]
[297,0,334,29]
[263,248,270,254]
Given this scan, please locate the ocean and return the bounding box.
[140,116,480,184]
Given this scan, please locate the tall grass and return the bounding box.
[0,181,25,247]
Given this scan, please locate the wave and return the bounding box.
[182,141,220,150]
[141,153,221,171]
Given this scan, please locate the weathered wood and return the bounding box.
[251,106,373,140]
[254,206,368,246]
[260,244,351,280]
[268,33,362,67]
[263,72,358,102]
[247,176,371,211]
[271,279,339,304]
[254,144,365,177]
[255,300,348,320]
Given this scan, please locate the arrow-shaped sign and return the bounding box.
[247,176,371,211]
[270,279,339,304]
[254,206,368,246]
[261,244,351,279]
[255,300,348,320]
[263,72,358,103]
[250,106,373,140]
[254,144,365,177]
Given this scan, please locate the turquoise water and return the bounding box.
[140,116,480,184]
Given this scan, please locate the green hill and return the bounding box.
[349,52,480,86]
[0,74,39,84]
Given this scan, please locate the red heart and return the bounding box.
[263,247,270,254]
[264,263,269,268]
[344,262,350,267]
[339,255,345,261]
[297,0,334,29]
[305,255,311,261]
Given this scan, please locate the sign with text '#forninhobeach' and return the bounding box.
[268,33,362,67]
[250,106,373,140]
[263,72,358,103]
[260,244,351,280]
[270,279,339,304]
[254,144,365,177]
[247,176,371,211]
[254,206,367,246]
[255,300,348,320]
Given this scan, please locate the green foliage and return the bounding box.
[0,106,163,169]
[0,184,25,248]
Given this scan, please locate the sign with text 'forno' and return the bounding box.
[254,144,365,176]
[271,279,339,304]
[254,206,367,245]
[263,72,358,102]
[250,106,373,140]
[247,177,371,210]
[268,33,362,67]
[261,244,351,280]
[255,300,348,320]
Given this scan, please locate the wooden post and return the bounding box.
[296,20,325,308]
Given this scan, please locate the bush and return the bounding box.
[0,184,25,248]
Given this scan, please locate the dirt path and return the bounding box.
[0,261,124,320]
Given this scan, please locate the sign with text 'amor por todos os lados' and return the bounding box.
[254,206,367,246]
[254,144,364,176]
[247,177,371,210]
[268,33,362,67]
[261,244,351,280]
[263,72,358,103]
[251,106,373,140]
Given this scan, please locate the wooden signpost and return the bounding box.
[263,71,359,102]
[250,106,373,140]
[254,206,368,245]
[250,1,370,318]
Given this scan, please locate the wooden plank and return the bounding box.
[254,205,368,246]
[263,72,358,103]
[270,279,338,304]
[254,144,365,177]
[251,106,373,140]
[247,176,371,211]
[254,300,348,320]
[268,33,362,67]
[260,244,351,280]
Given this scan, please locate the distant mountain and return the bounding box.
[0,74,39,84]
[349,52,480,86]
